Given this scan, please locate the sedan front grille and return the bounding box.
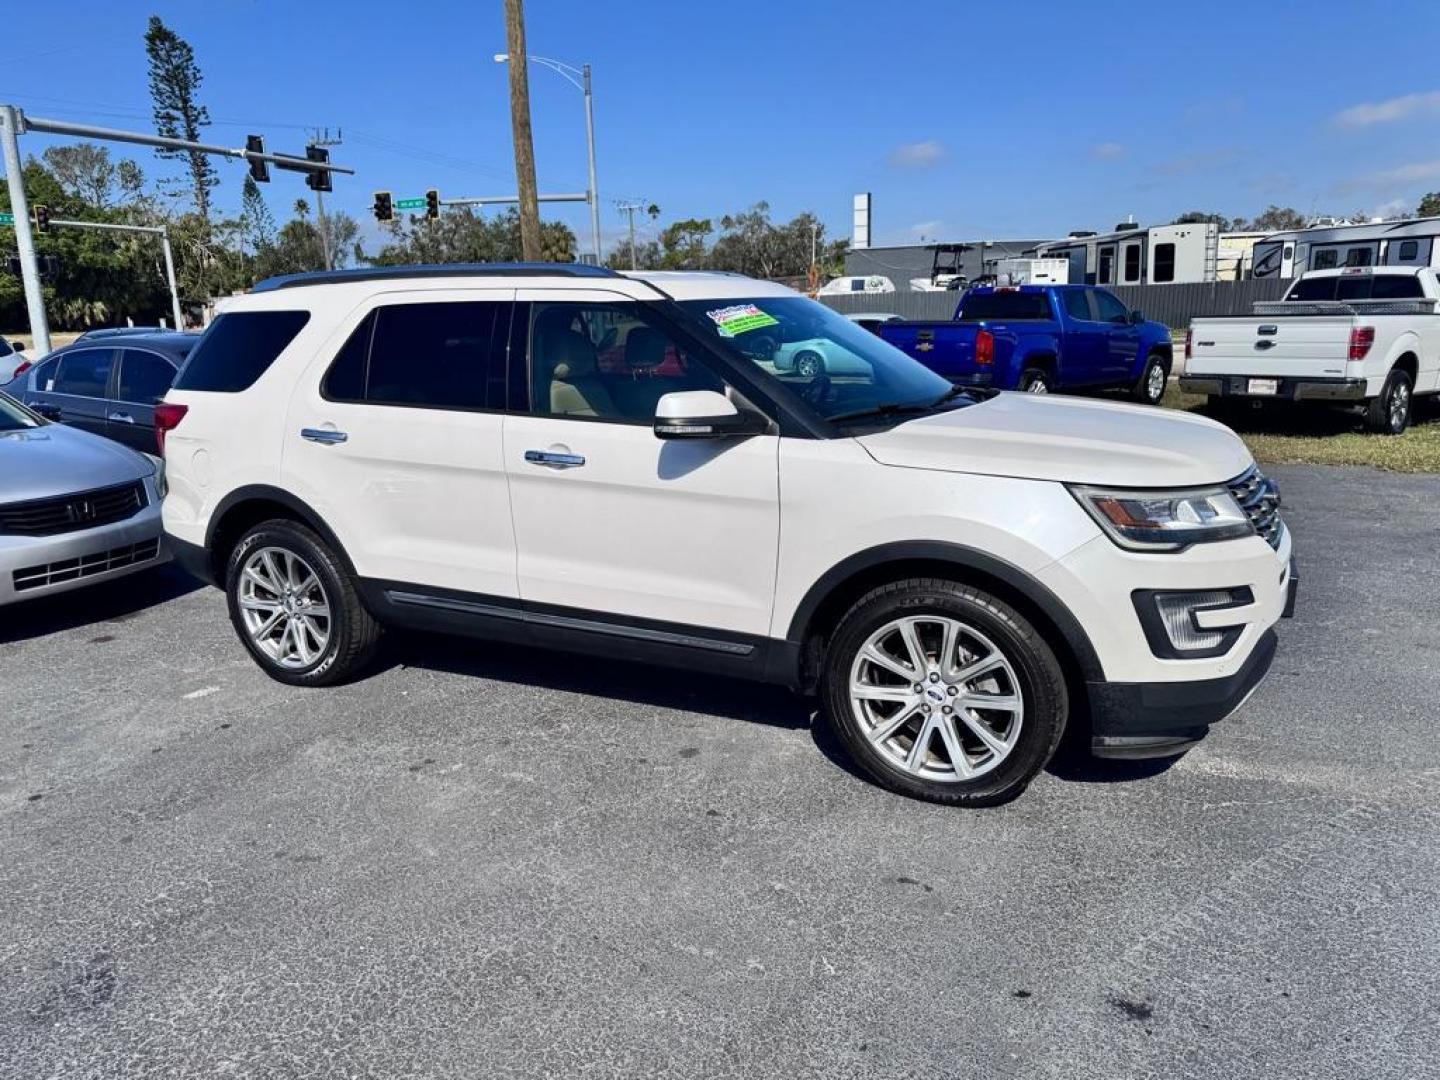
[12,539,161,592]
[1227,466,1284,549]
[0,481,146,537]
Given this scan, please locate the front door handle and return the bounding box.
[524,449,585,468]
[301,428,348,444]
[108,411,135,424]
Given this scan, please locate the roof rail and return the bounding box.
[252,261,620,292]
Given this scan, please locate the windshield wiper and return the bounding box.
[828,385,974,425]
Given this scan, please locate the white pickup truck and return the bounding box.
[1180,266,1440,433]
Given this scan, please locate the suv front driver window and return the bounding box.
[528,302,723,423]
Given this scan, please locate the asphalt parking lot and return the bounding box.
[2,464,1437,1079]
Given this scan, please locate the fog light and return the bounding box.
[1133,587,1253,659]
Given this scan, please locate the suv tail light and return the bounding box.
[975,329,995,366]
[153,402,189,455]
[10,360,31,380]
[1184,328,1193,361]
[1348,325,1375,361]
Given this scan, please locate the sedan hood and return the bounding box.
[856,393,1253,487]
[0,423,152,503]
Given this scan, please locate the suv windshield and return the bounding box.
[676,295,958,423]
[0,392,42,432]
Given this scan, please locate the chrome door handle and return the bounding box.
[301,428,348,444]
[108,411,135,423]
[524,449,585,468]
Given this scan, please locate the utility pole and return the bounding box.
[309,127,343,270]
[1,105,51,355]
[616,200,644,271]
[503,0,542,260]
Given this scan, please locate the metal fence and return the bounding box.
[819,277,1290,329]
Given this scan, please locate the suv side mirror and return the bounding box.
[1129,309,1144,324]
[654,390,766,440]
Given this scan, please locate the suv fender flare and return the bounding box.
[205,484,358,579]
[784,541,1104,683]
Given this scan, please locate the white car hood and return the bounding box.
[855,392,1254,487]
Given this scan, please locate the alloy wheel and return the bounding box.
[1146,362,1166,401]
[237,546,332,670]
[1390,382,1410,432]
[848,615,1024,782]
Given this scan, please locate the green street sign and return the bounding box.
[0,212,13,225]
[394,197,427,210]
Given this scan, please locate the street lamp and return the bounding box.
[495,52,601,264]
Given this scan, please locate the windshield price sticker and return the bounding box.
[706,303,779,337]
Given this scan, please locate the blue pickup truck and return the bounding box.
[878,285,1174,403]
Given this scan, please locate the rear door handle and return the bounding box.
[524,449,585,468]
[301,428,348,444]
[108,411,135,424]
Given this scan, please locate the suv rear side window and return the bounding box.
[174,311,309,392]
[53,348,114,397]
[955,292,1052,321]
[323,301,504,410]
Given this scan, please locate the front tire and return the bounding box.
[821,578,1068,806]
[1364,368,1412,434]
[225,519,381,687]
[1133,353,1168,405]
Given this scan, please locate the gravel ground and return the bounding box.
[2,464,1436,1079]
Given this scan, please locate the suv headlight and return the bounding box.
[1069,484,1253,552]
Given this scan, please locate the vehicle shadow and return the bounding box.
[382,630,815,732]
[1178,389,1440,436]
[1,564,202,644]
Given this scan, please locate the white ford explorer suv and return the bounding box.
[160,263,1295,806]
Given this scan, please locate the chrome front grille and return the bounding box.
[12,539,160,592]
[0,481,146,536]
[1228,466,1283,549]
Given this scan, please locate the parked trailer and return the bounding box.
[995,257,1069,285]
[1034,222,1219,286]
[1251,217,1440,280]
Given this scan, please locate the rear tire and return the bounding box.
[224,519,381,687]
[1364,368,1412,434]
[1020,368,1052,394]
[1133,353,1168,405]
[821,578,1068,806]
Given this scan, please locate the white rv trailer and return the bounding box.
[995,257,1069,285]
[1034,222,1219,285]
[1250,217,1440,280]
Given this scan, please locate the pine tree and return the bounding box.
[144,16,217,221]
[240,175,276,252]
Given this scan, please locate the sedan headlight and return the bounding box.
[1069,484,1254,552]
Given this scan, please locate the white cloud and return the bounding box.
[1337,160,1440,192]
[1334,90,1440,128]
[1370,197,1413,220]
[908,220,942,238]
[1185,96,1245,120]
[1152,147,1241,177]
[1091,141,1127,160]
[889,140,944,169]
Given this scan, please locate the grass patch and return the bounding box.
[1162,383,1440,473]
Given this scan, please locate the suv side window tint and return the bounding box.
[323,302,502,410]
[116,350,177,404]
[1061,289,1091,321]
[174,311,309,393]
[528,301,723,424]
[1092,290,1129,323]
[53,348,114,398]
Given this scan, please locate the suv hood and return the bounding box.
[0,422,152,503]
[856,393,1253,487]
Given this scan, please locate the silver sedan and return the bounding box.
[0,392,167,607]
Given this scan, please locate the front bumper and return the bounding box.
[1180,374,1369,402]
[0,489,168,606]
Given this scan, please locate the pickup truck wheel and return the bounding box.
[822,578,1067,807]
[794,351,825,379]
[1364,369,1412,434]
[1021,368,1052,394]
[1133,354,1168,405]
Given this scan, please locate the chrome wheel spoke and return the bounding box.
[851,682,915,703]
[959,691,1021,713]
[905,714,937,771]
[937,716,975,778]
[952,654,1004,685]
[868,703,921,745]
[862,645,915,681]
[897,620,927,673]
[956,706,1014,757]
[240,596,282,613]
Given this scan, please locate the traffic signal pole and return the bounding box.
[2,105,51,355]
[48,218,184,330]
[1,105,352,355]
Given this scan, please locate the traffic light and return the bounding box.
[304,144,332,193]
[425,189,440,219]
[246,135,269,183]
[33,205,49,233]
[373,191,393,223]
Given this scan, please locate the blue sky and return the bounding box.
[4,0,1440,252]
